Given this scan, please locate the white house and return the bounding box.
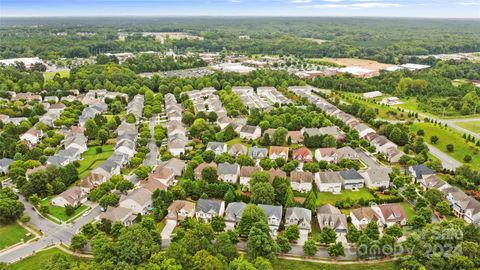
[195,199,225,222]
[290,171,313,193]
[119,188,153,215]
[206,142,228,155]
[239,125,261,140]
[218,163,240,183]
[50,187,87,207]
[20,128,44,147]
[316,171,343,194]
[258,204,283,237]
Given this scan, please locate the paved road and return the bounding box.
[426,143,462,171]
[144,138,159,166]
[0,195,100,264]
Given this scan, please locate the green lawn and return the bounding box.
[226,137,252,148]
[7,247,87,270]
[0,223,31,250]
[43,69,70,82]
[454,121,480,135]
[400,202,416,220]
[77,145,114,178]
[396,97,480,120]
[40,197,89,222]
[315,188,375,206]
[410,122,480,169]
[274,259,397,270]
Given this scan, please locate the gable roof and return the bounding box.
[218,163,240,175]
[228,144,248,155]
[225,202,247,222]
[240,125,259,134]
[122,188,152,206]
[269,146,289,156]
[248,146,268,158]
[240,166,261,178]
[268,168,287,182]
[318,171,343,184]
[351,207,381,223]
[340,169,364,180]
[316,204,347,231]
[285,207,311,223]
[377,204,407,222]
[258,204,283,219]
[290,171,314,183]
[196,199,223,213]
[411,164,435,179]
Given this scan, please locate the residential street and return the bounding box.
[426,143,462,171]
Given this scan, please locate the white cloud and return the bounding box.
[351,2,401,7]
[323,0,345,2]
[290,0,312,3]
[457,2,480,5]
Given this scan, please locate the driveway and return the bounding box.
[426,143,462,171]
[161,221,176,240]
[355,148,381,168]
[144,138,159,166]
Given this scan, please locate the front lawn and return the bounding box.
[410,122,480,169]
[40,197,89,222]
[7,247,88,270]
[274,259,397,270]
[315,188,375,206]
[77,145,114,178]
[0,223,31,250]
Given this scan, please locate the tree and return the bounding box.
[201,167,218,183]
[0,194,25,224]
[430,135,439,144]
[202,150,216,163]
[192,250,224,270]
[214,232,238,261]
[285,225,300,242]
[272,127,287,146]
[114,224,160,265]
[276,234,291,253]
[253,257,273,270]
[247,221,277,262]
[224,188,236,204]
[384,224,403,239]
[319,227,337,244]
[464,155,472,163]
[346,224,361,243]
[116,178,134,193]
[99,193,120,208]
[84,118,98,139]
[251,182,275,205]
[238,205,267,236]
[125,113,136,123]
[327,242,345,257]
[410,215,426,229]
[425,188,445,206]
[97,129,109,144]
[435,201,451,216]
[211,216,226,232]
[303,239,318,256]
[70,234,87,251]
[446,144,454,152]
[304,190,317,211]
[237,155,254,167]
[364,221,380,240]
[65,205,75,216]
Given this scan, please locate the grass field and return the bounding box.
[273,259,397,270]
[43,69,70,82]
[226,137,252,148]
[400,202,416,220]
[410,122,480,169]
[7,247,87,270]
[315,188,375,206]
[0,223,31,250]
[454,121,480,135]
[40,197,89,222]
[77,145,114,178]
[395,97,480,120]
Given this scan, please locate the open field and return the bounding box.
[40,197,89,222]
[43,69,70,82]
[0,223,31,250]
[321,58,395,72]
[454,121,480,135]
[395,97,480,119]
[7,247,88,270]
[274,259,397,270]
[410,122,480,169]
[77,145,114,178]
[315,188,375,206]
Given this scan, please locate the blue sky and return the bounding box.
[1,0,479,18]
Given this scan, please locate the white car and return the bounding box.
[82,210,91,217]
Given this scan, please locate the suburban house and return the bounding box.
[287,131,304,144]
[141,178,168,193]
[0,158,13,174]
[100,206,136,227]
[350,207,383,230]
[268,168,287,182]
[217,116,233,129]
[258,204,283,237]
[336,146,358,160]
[290,171,313,193]
[422,175,450,191]
[51,187,87,207]
[301,127,321,137]
[409,164,435,183]
[239,125,261,140]
[92,159,121,179]
[339,169,365,190]
[218,163,241,183]
[292,147,313,163]
[248,146,268,160]
[206,142,228,155]
[195,199,225,222]
[228,144,248,157]
[373,204,407,227]
[194,162,217,180]
[360,167,391,189]
[168,137,188,156]
[319,126,345,141]
[119,188,153,215]
[149,166,175,187]
[239,166,261,186]
[160,158,186,177]
[20,127,44,148]
[285,207,312,232]
[166,200,196,224]
[269,146,289,161]
[316,204,348,237]
[80,172,107,192]
[355,124,376,138]
[224,202,247,230]
[315,148,338,163]
[316,171,343,194]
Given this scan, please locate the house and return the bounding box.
[336,146,358,161]
[268,168,287,182]
[350,207,383,230]
[422,175,450,191]
[51,187,87,207]
[240,125,261,140]
[290,171,313,193]
[287,131,304,144]
[100,206,136,226]
[217,116,233,129]
[319,126,344,141]
[248,146,268,160]
[194,162,217,180]
[453,196,480,224]
[371,136,397,154]
[80,172,107,192]
[239,166,261,186]
[92,159,121,179]
[316,204,348,237]
[355,124,376,138]
[141,178,168,193]
[360,167,391,189]
[159,158,186,177]
[409,164,435,183]
[26,165,48,177]
[149,166,175,186]
[363,91,382,98]
[224,202,247,230]
[46,155,70,167]
[0,158,13,174]
[269,146,289,161]
[168,137,188,156]
[301,127,321,137]
[258,204,283,237]
[292,147,313,163]
[195,199,225,222]
[339,169,364,190]
[0,114,9,124]
[285,207,312,232]
[206,142,228,155]
[119,188,153,215]
[48,103,66,112]
[315,148,337,163]
[166,200,196,224]
[228,144,248,157]
[374,204,407,227]
[385,147,404,163]
[20,128,44,147]
[218,163,240,183]
[316,171,343,194]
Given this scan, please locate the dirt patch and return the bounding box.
[321,58,395,72]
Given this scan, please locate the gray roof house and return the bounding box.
[409,164,435,181]
[224,202,247,229]
[195,199,225,222]
[206,142,228,155]
[228,144,248,157]
[160,158,186,176]
[285,207,312,231]
[248,146,268,160]
[0,158,13,174]
[316,204,348,236]
[218,163,240,183]
[360,167,391,189]
[258,204,283,236]
[339,169,364,190]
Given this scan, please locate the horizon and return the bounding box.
[1,0,479,19]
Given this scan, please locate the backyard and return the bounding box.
[43,69,70,82]
[0,223,32,250]
[77,145,114,178]
[40,197,89,223]
[410,122,480,169]
[6,247,88,270]
[315,188,375,206]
